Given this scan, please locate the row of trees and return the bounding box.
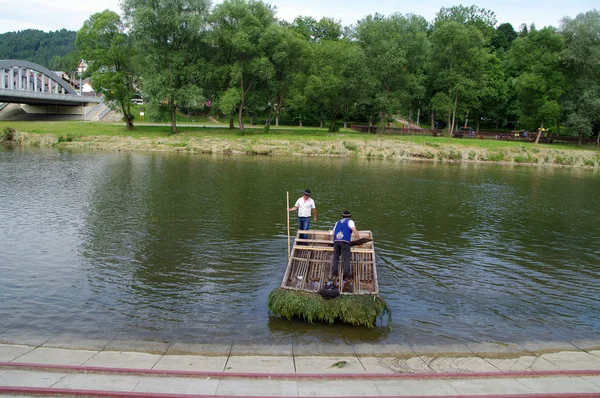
[73,1,600,144]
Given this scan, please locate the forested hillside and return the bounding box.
[0,29,76,69]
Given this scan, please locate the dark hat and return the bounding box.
[342,210,352,218]
[304,189,312,196]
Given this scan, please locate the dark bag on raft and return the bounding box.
[319,282,339,299]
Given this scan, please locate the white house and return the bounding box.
[81,78,94,93]
[76,60,88,74]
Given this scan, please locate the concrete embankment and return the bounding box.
[2,339,600,397]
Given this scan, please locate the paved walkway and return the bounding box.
[2,340,600,397]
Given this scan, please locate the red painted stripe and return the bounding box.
[1,386,600,398]
[2,361,600,380]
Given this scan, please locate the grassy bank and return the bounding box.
[2,121,600,168]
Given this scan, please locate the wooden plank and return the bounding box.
[283,229,379,295]
[292,246,373,253]
[371,240,379,295]
[295,238,333,244]
[280,249,295,288]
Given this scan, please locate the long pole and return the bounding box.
[286,191,290,260]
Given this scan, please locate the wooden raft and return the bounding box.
[281,229,379,295]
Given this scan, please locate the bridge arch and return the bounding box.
[0,59,78,96]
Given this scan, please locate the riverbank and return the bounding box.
[2,122,600,168]
[2,339,600,397]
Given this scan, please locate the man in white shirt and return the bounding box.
[288,189,317,239]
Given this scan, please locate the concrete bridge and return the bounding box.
[0,59,108,121]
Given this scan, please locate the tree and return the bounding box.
[430,21,487,136]
[434,5,497,43]
[560,10,600,145]
[304,39,366,131]
[291,16,343,42]
[76,10,138,129]
[260,23,312,129]
[471,53,507,131]
[0,29,77,68]
[355,13,430,133]
[49,50,81,78]
[122,0,211,133]
[208,0,276,131]
[491,23,518,52]
[505,27,566,143]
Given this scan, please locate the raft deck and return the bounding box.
[281,229,379,295]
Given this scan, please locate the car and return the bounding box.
[130,98,144,105]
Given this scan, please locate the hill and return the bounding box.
[0,29,77,69]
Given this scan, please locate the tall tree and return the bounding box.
[505,27,566,143]
[355,13,430,133]
[208,0,276,131]
[560,10,600,145]
[434,5,497,43]
[122,0,211,133]
[430,21,487,136]
[491,23,518,53]
[291,16,343,42]
[470,53,507,131]
[260,23,312,129]
[49,50,81,78]
[304,39,366,131]
[76,10,138,129]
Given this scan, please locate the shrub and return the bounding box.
[514,153,538,163]
[583,159,595,167]
[468,151,477,161]
[343,141,358,152]
[554,155,574,165]
[447,148,462,160]
[413,151,435,159]
[485,152,505,162]
[57,134,76,143]
[1,127,15,141]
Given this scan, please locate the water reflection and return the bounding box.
[1,147,599,345]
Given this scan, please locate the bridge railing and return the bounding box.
[98,103,114,120]
[84,102,106,120]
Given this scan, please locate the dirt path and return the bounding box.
[394,117,423,130]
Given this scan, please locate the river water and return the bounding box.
[1,146,599,346]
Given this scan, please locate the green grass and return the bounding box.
[1,120,598,154]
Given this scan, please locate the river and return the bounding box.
[1,146,599,346]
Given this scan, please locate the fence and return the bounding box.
[350,125,598,146]
[350,125,444,136]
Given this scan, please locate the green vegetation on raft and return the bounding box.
[267,288,392,329]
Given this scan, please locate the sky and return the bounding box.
[0,0,597,34]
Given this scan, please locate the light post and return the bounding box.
[79,72,84,122]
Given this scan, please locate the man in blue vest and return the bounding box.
[330,210,360,280]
